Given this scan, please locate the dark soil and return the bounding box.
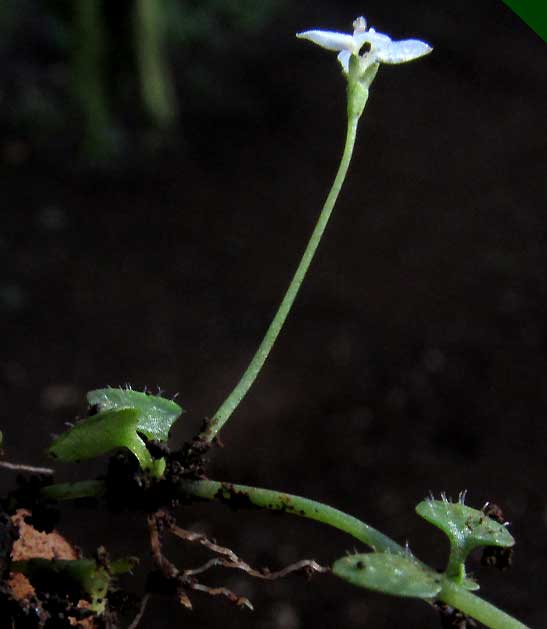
[1,1,546,627]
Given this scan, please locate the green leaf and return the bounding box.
[48,388,183,475]
[12,556,138,614]
[462,577,480,591]
[416,496,514,581]
[12,558,109,613]
[48,408,155,471]
[41,480,107,501]
[332,552,442,599]
[87,388,183,441]
[110,556,139,576]
[416,497,514,552]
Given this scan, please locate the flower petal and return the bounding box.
[337,50,352,72]
[364,28,392,48]
[374,38,433,64]
[296,29,356,52]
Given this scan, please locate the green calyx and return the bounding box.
[346,55,379,120]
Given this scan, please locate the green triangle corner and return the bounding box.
[501,0,547,41]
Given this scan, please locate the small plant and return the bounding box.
[0,15,532,629]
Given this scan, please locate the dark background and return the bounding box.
[1,1,546,627]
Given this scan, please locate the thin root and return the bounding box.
[0,461,54,475]
[127,594,150,629]
[171,522,328,580]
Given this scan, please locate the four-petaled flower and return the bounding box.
[297,16,432,74]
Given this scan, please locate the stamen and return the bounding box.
[353,16,367,33]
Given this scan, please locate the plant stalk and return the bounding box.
[203,112,361,443]
[41,476,530,628]
[439,579,529,629]
[180,478,402,554]
[180,478,530,629]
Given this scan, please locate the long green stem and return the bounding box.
[180,478,530,629]
[204,113,361,442]
[42,476,530,628]
[180,478,403,554]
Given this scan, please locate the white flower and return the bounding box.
[297,16,432,74]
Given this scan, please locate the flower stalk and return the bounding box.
[202,89,363,443]
[202,16,432,444]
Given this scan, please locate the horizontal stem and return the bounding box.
[180,478,530,629]
[41,476,531,628]
[180,479,406,554]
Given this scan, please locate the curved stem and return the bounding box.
[42,476,530,628]
[180,478,402,554]
[203,112,361,443]
[180,478,530,629]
